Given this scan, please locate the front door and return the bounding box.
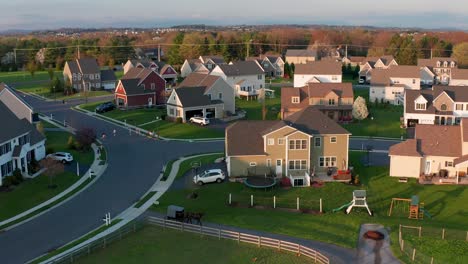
[424,160,431,175]
[148,97,153,107]
[276,159,282,177]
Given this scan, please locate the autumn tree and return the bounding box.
[26,61,37,77]
[352,96,369,121]
[452,42,468,68]
[75,127,96,151]
[40,157,64,188]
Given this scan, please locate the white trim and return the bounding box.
[262,125,294,138]
[433,91,455,103]
[330,136,337,143]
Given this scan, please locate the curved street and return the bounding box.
[0,94,400,263]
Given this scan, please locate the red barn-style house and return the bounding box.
[114,68,166,108]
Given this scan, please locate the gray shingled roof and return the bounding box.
[0,101,43,144]
[294,61,342,75]
[286,49,317,57]
[100,69,116,82]
[174,86,221,108]
[217,61,264,76]
[119,79,155,96]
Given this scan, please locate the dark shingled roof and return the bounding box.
[67,58,100,74]
[178,73,220,92]
[286,49,317,57]
[174,86,222,108]
[100,69,116,82]
[371,66,420,86]
[119,79,155,96]
[0,101,44,144]
[201,56,225,65]
[226,107,349,156]
[217,61,264,76]
[405,86,468,115]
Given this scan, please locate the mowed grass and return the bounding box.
[45,131,94,165]
[236,87,281,120]
[0,70,62,84]
[14,82,111,100]
[175,153,224,179]
[153,153,468,250]
[0,171,77,222]
[343,105,405,138]
[76,226,311,264]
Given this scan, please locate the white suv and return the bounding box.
[193,169,225,185]
[47,152,74,163]
[190,116,210,126]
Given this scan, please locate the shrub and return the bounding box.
[354,174,360,185]
[160,114,167,120]
[12,169,23,185]
[46,147,54,154]
[176,117,183,123]
[75,127,96,151]
[67,136,76,150]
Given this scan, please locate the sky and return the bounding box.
[1,0,468,31]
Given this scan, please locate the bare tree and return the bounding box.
[40,157,65,188]
[75,127,96,151]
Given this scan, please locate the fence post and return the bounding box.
[251,195,253,207]
[401,240,404,251]
[278,240,281,251]
[314,250,317,263]
[88,243,91,255]
[103,237,107,249]
[297,244,300,255]
[418,226,422,237]
[238,232,240,243]
[181,222,184,232]
[273,196,276,209]
[218,229,221,240]
[320,198,323,213]
[229,193,231,205]
[466,231,468,241]
[412,248,416,261]
[163,219,166,230]
[258,236,261,247]
[297,197,299,211]
[442,228,445,240]
[200,225,203,237]
[430,257,434,264]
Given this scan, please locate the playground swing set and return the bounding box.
[388,195,432,220]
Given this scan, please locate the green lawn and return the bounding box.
[343,73,358,85]
[0,171,77,222]
[45,131,94,165]
[353,88,369,102]
[266,77,291,84]
[14,82,111,100]
[402,235,468,264]
[343,105,405,138]
[175,153,224,179]
[76,225,311,264]
[0,70,62,84]
[152,152,468,253]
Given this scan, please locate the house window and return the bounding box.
[332,75,338,81]
[267,138,274,145]
[436,61,441,67]
[258,75,263,80]
[330,137,337,143]
[288,160,307,170]
[288,139,307,150]
[267,159,271,167]
[412,79,416,84]
[292,97,300,104]
[219,93,222,100]
[314,137,321,147]
[441,104,447,111]
[319,156,337,167]
[95,74,100,79]
[328,99,335,105]
[176,109,180,117]
[278,138,284,145]
[456,104,463,111]
[249,162,257,167]
[444,61,448,67]
[445,161,453,167]
[451,62,455,68]
[0,142,12,156]
[141,84,145,89]
[415,103,426,110]
[89,74,94,80]
[151,83,155,90]
[207,94,211,100]
[169,108,175,116]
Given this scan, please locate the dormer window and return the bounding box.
[328,99,335,105]
[444,61,448,67]
[451,62,455,68]
[415,103,426,110]
[292,97,300,104]
[441,104,447,111]
[436,61,441,67]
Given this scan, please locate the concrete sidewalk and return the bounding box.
[38,153,216,263]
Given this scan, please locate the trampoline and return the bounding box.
[244,176,277,189]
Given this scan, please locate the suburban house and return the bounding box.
[389,120,468,183]
[293,61,342,87]
[359,55,398,83]
[225,107,350,186]
[63,58,117,91]
[281,83,354,122]
[114,67,166,108]
[246,55,285,78]
[0,83,46,184]
[285,49,317,64]
[403,85,468,127]
[210,60,265,99]
[417,57,457,85]
[180,55,225,78]
[166,74,234,122]
[450,69,468,86]
[369,65,421,105]
[342,56,366,67]
[123,59,178,85]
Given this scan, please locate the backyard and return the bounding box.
[80,101,224,139]
[152,152,468,262]
[236,86,281,120]
[75,225,311,264]
[0,130,94,222]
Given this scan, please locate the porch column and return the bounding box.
[202,108,207,117]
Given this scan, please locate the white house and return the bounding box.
[210,60,265,99]
[359,55,398,83]
[246,55,285,78]
[293,61,342,87]
[369,66,421,105]
[0,83,46,185]
[180,58,209,78]
[404,85,468,127]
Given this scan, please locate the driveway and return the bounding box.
[170,161,227,191]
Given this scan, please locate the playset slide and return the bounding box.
[331,202,353,213]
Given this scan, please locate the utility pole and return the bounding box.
[246,39,252,59]
[77,45,80,59]
[158,44,161,62]
[13,48,17,65]
[430,48,433,59]
[345,45,348,58]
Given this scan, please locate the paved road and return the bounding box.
[0,95,224,264]
[0,92,399,263]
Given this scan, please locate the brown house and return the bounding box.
[225,107,350,186]
[281,83,354,122]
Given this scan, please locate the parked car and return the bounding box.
[95,102,115,113]
[358,78,365,84]
[47,152,74,163]
[189,116,210,126]
[193,169,225,185]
